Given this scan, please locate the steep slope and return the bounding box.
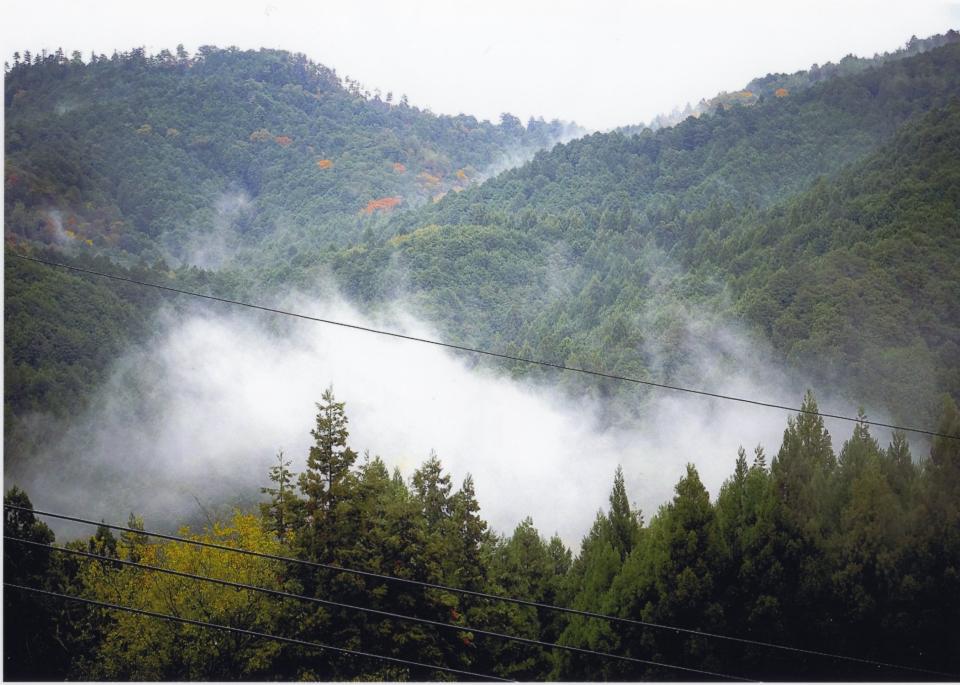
[4,46,579,265]
[6,39,959,433]
[393,42,960,236]
[325,44,960,425]
[723,101,960,420]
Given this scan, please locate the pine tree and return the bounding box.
[632,465,725,678]
[883,430,915,501]
[450,474,487,591]
[299,387,358,518]
[913,396,960,672]
[607,465,641,561]
[772,390,835,537]
[411,450,453,527]
[836,410,884,510]
[88,522,118,558]
[752,444,767,471]
[260,450,298,538]
[120,514,148,563]
[4,487,65,680]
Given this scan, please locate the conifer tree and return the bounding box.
[752,444,767,470]
[450,474,487,591]
[260,450,298,538]
[607,465,642,561]
[4,487,64,680]
[411,451,453,527]
[772,390,835,536]
[299,387,357,519]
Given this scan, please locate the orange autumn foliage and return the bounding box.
[417,171,442,187]
[393,162,407,173]
[775,87,789,97]
[362,196,402,214]
[455,169,467,181]
[316,159,334,170]
[274,135,293,147]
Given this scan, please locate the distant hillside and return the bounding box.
[323,43,960,426]
[5,37,960,434]
[4,46,581,266]
[626,29,959,133]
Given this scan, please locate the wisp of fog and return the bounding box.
[7,287,898,550]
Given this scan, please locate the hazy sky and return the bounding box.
[3,0,958,130]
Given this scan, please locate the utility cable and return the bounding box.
[3,582,509,681]
[8,503,953,679]
[7,535,747,681]
[10,252,957,441]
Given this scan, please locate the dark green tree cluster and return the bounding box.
[6,389,960,680]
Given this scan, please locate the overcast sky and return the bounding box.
[3,0,959,131]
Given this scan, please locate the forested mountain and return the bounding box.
[6,40,960,431]
[5,31,960,682]
[323,41,960,426]
[3,45,577,445]
[5,46,579,265]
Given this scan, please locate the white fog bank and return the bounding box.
[8,293,892,550]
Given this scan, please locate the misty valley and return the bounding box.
[5,30,960,682]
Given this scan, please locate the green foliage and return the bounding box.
[6,390,960,679]
[259,449,298,539]
[7,39,960,440]
[3,245,241,465]
[5,35,960,681]
[5,46,577,266]
[325,45,960,428]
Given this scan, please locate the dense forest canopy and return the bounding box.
[325,41,960,428]
[6,39,960,439]
[6,390,960,679]
[5,31,960,681]
[5,45,581,264]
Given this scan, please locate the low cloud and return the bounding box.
[178,189,254,270]
[7,286,900,550]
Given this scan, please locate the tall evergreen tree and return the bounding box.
[607,465,642,561]
[772,390,835,539]
[912,396,960,673]
[299,387,358,521]
[411,451,453,528]
[260,450,298,539]
[4,487,66,680]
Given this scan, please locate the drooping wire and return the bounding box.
[8,503,954,679]
[7,535,748,681]
[3,582,509,682]
[10,252,957,441]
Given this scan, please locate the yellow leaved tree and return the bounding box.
[78,513,301,680]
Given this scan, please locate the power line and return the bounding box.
[7,535,747,681]
[9,503,953,679]
[4,582,508,682]
[10,252,957,441]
